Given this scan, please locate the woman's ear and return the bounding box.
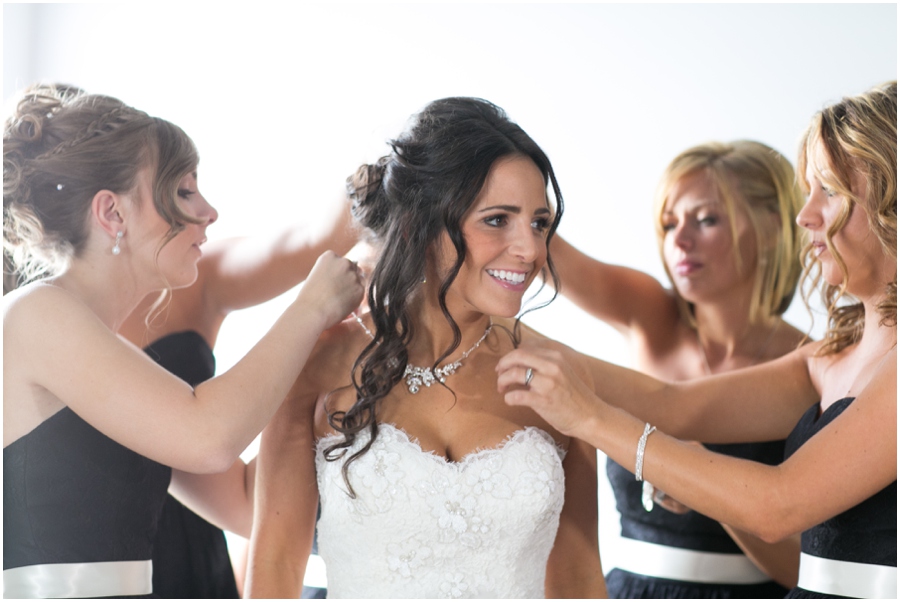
[92,190,126,238]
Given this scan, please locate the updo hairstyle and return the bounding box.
[3,83,199,284]
[328,97,564,491]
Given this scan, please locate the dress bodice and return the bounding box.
[785,398,896,569]
[607,439,786,553]
[142,330,239,599]
[144,330,215,386]
[315,424,566,598]
[605,439,789,598]
[3,407,172,571]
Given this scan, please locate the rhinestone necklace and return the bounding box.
[351,312,493,394]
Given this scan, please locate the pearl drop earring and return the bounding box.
[112,231,123,256]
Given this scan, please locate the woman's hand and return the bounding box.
[296,251,365,329]
[496,344,600,439]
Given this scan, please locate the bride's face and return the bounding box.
[431,155,552,319]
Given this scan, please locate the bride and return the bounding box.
[245,97,605,598]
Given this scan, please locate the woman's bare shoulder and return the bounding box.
[5,280,69,311]
[3,282,93,338]
[3,283,96,445]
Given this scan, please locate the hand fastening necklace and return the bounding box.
[351,312,493,394]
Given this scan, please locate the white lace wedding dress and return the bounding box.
[315,424,566,598]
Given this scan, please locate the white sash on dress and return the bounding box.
[304,554,328,589]
[3,560,153,598]
[609,537,770,584]
[797,552,897,598]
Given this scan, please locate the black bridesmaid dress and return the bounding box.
[4,407,171,598]
[605,439,790,598]
[784,397,897,599]
[144,331,239,599]
[146,330,328,598]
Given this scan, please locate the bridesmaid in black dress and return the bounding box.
[498,81,897,599]
[2,83,363,598]
[551,140,807,596]
[121,195,358,597]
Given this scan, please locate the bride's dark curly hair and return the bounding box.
[325,97,564,493]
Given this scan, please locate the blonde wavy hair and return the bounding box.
[653,140,805,328]
[797,81,897,356]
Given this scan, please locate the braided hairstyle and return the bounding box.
[3,83,199,284]
[325,97,564,493]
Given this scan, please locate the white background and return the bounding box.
[5,0,896,574]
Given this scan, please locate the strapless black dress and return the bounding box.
[4,407,171,598]
[784,397,897,599]
[143,331,240,599]
[605,440,790,598]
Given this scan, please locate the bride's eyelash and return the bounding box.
[483,214,508,227]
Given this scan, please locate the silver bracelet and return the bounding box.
[634,422,656,482]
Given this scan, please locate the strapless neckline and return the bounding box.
[814,396,854,422]
[143,330,212,352]
[315,420,567,598]
[317,422,565,467]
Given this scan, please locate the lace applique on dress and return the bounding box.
[315,425,566,598]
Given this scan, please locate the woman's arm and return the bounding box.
[648,481,800,587]
[544,437,607,598]
[550,234,677,336]
[498,346,897,542]
[245,375,320,598]
[204,195,357,314]
[722,526,800,588]
[579,343,819,443]
[120,195,358,348]
[5,251,362,472]
[168,457,257,538]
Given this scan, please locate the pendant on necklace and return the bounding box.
[350,312,493,395]
[403,360,462,394]
[402,322,491,394]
